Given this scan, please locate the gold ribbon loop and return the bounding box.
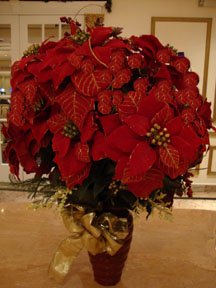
[81,213,101,238]
[49,206,130,283]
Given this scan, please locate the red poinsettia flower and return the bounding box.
[46,84,97,187]
[2,120,52,177]
[100,93,202,198]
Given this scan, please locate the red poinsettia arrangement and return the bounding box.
[2,18,215,213]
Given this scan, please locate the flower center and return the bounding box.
[62,121,79,139]
[34,98,45,112]
[108,180,127,195]
[146,123,170,147]
[70,30,89,44]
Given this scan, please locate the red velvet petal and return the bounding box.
[166,116,183,136]
[151,104,174,127]
[159,144,180,169]
[31,121,48,144]
[54,147,88,178]
[179,125,202,150]
[138,94,164,119]
[126,141,156,176]
[124,115,149,136]
[91,131,106,161]
[74,142,90,163]
[100,114,122,136]
[107,125,139,154]
[114,157,129,180]
[89,26,113,46]
[81,112,98,143]
[52,132,71,158]
[127,168,164,198]
[171,136,195,164]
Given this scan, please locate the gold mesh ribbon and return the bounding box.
[48,206,129,283]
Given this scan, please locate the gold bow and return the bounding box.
[48,206,129,283]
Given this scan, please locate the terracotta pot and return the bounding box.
[88,209,133,286]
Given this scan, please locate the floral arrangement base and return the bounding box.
[88,210,133,286]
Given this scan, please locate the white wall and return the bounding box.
[104,0,216,36]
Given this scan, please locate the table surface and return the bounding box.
[0,200,216,288]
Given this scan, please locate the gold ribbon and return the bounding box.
[48,206,129,283]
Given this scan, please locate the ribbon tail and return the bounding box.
[48,235,84,283]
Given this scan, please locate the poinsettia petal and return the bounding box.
[52,61,75,89]
[166,116,183,136]
[54,146,87,178]
[100,114,122,136]
[9,90,25,126]
[56,84,94,130]
[4,144,20,177]
[18,79,37,105]
[130,35,163,59]
[126,141,156,177]
[183,72,199,88]
[115,157,129,180]
[175,88,200,110]
[193,118,207,137]
[198,99,212,129]
[52,132,71,158]
[118,91,143,119]
[179,125,202,150]
[155,64,171,81]
[74,142,90,162]
[19,154,38,174]
[127,168,164,198]
[98,90,112,114]
[112,90,124,106]
[159,144,179,169]
[89,26,113,46]
[31,121,48,144]
[47,113,66,133]
[133,78,148,93]
[91,131,106,161]
[93,46,112,65]
[171,136,195,164]
[171,57,190,73]
[81,112,98,143]
[67,53,83,69]
[107,125,139,154]
[80,59,94,73]
[157,157,188,180]
[112,68,132,89]
[156,48,171,64]
[124,115,149,136]
[65,164,91,189]
[138,94,164,119]
[127,53,143,69]
[11,70,30,87]
[12,134,38,174]
[72,68,113,97]
[151,104,174,127]
[181,108,196,124]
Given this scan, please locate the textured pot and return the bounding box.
[88,210,133,286]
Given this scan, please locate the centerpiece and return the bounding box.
[2,17,215,286]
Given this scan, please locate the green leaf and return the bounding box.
[116,189,138,209]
